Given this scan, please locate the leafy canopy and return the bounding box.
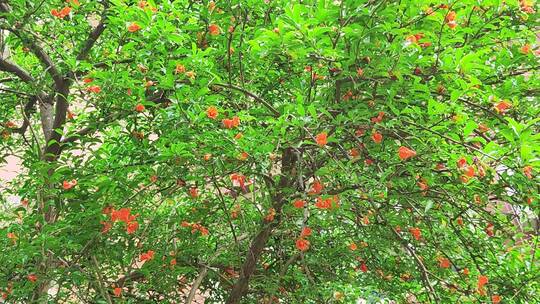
[0,0,538,303]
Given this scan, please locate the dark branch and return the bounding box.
[75,1,109,62]
[213,83,280,117]
[0,57,34,83]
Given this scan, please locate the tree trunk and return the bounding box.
[225,148,297,304]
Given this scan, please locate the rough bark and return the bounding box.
[225,148,297,304]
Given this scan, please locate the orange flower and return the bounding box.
[438,257,450,268]
[362,215,370,225]
[234,133,243,139]
[222,116,240,129]
[409,227,421,240]
[126,221,139,234]
[371,111,385,123]
[170,258,177,266]
[398,146,416,160]
[208,24,220,35]
[203,153,212,161]
[371,132,383,144]
[315,196,333,209]
[113,287,122,297]
[485,223,494,237]
[144,80,155,88]
[477,275,488,294]
[462,268,469,276]
[231,204,241,219]
[456,157,467,168]
[62,179,77,190]
[417,179,428,191]
[230,173,248,191]
[293,200,305,208]
[208,1,216,12]
[478,123,490,133]
[349,242,357,251]
[6,232,17,244]
[206,106,218,119]
[238,152,249,161]
[232,116,240,127]
[189,187,199,198]
[520,44,531,54]
[128,22,142,32]
[520,0,535,13]
[446,22,457,29]
[110,208,137,223]
[456,217,464,226]
[445,11,457,29]
[67,109,75,120]
[27,274,37,283]
[523,165,533,179]
[406,35,418,44]
[265,208,276,222]
[295,238,310,251]
[51,6,71,19]
[309,180,323,195]
[359,263,368,272]
[191,223,209,235]
[86,85,101,93]
[185,71,196,79]
[491,295,501,304]
[135,103,145,112]
[446,11,456,22]
[300,227,312,237]
[139,250,155,262]
[83,77,93,83]
[357,68,364,77]
[175,64,186,74]
[315,132,327,146]
[494,101,511,113]
[343,90,354,101]
[138,1,148,8]
[349,148,360,157]
[464,166,475,177]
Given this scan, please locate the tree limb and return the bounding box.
[0,57,34,83]
[213,83,280,117]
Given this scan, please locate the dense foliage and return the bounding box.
[0,0,539,303]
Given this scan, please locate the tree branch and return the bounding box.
[11,29,65,90]
[226,148,297,304]
[213,83,280,117]
[75,1,109,62]
[0,57,34,83]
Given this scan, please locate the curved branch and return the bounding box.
[213,83,280,117]
[0,57,34,83]
[75,0,110,62]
